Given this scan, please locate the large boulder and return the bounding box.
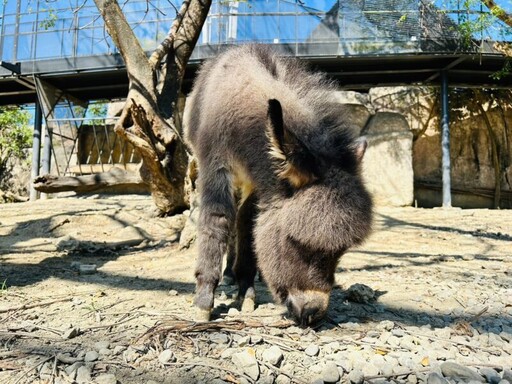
[361,112,414,207]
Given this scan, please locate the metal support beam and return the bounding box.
[40,126,53,200]
[29,101,43,201]
[440,71,452,208]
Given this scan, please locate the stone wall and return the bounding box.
[355,87,512,208]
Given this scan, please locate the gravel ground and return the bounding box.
[0,197,511,384]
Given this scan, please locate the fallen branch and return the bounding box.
[33,167,146,194]
[0,297,72,314]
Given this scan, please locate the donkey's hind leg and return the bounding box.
[234,193,258,312]
[194,165,236,321]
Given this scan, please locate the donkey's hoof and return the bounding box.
[241,297,255,313]
[195,308,211,322]
[221,274,235,286]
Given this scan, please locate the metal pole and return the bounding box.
[441,71,452,208]
[29,101,43,201]
[40,125,52,200]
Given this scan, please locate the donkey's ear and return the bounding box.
[266,99,318,188]
[352,137,367,163]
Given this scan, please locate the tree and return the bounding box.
[92,0,212,215]
[0,106,32,202]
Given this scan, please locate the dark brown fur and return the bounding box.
[184,45,373,325]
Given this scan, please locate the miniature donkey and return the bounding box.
[184,45,373,325]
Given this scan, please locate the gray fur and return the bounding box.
[184,44,373,325]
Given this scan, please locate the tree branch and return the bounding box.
[93,0,154,92]
[149,0,191,69]
[480,0,512,29]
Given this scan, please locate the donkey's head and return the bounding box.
[255,99,373,326]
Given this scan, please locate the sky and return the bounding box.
[1,0,510,63]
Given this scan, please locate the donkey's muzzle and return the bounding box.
[286,290,330,326]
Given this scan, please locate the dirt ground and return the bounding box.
[0,196,511,384]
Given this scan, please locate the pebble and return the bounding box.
[321,361,340,383]
[94,340,110,350]
[64,362,83,380]
[238,335,251,347]
[304,344,320,356]
[158,349,176,364]
[168,289,179,296]
[210,332,229,344]
[232,348,260,381]
[112,345,127,355]
[62,327,80,339]
[84,350,99,362]
[262,346,283,366]
[427,372,449,384]
[227,307,240,316]
[440,362,485,382]
[479,367,502,384]
[503,369,512,382]
[347,368,364,384]
[75,365,92,384]
[275,374,291,384]
[95,373,118,384]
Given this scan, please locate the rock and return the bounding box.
[348,368,364,384]
[39,362,53,380]
[168,289,179,296]
[221,348,236,359]
[158,349,176,364]
[62,326,81,339]
[227,307,240,316]
[440,362,485,382]
[94,340,110,351]
[321,361,340,383]
[479,367,501,384]
[362,363,380,377]
[275,374,291,384]
[503,369,512,383]
[179,203,199,249]
[427,372,449,384]
[112,345,127,355]
[250,335,263,345]
[499,381,511,384]
[210,332,229,344]
[304,344,320,357]
[232,348,260,381]
[345,283,376,303]
[262,346,283,366]
[123,346,141,363]
[79,264,97,274]
[76,365,92,384]
[95,373,118,384]
[376,320,395,331]
[237,335,251,347]
[64,362,83,380]
[361,112,414,207]
[391,329,405,337]
[84,350,99,362]
[98,348,110,356]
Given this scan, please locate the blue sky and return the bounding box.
[1,0,510,63]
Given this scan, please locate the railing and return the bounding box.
[44,116,140,177]
[1,0,509,68]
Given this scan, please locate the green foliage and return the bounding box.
[88,101,108,118]
[39,8,58,30]
[0,106,32,165]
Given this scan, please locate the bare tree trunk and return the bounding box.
[93,0,211,215]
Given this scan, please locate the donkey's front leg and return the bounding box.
[194,166,236,321]
[234,193,258,312]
